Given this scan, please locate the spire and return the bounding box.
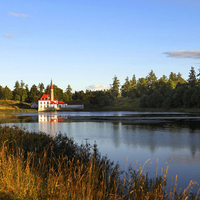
[50,79,54,101]
[51,79,53,89]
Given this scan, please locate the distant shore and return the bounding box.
[0,100,200,117]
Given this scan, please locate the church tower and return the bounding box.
[50,79,54,101]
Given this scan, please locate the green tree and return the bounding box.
[172,84,188,107]
[188,66,197,86]
[73,91,86,100]
[139,94,148,108]
[38,83,45,95]
[146,70,157,91]
[53,85,64,100]
[130,74,137,88]
[18,80,28,102]
[183,87,195,107]
[63,85,73,102]
[66,85,73,101]
[191,86,200,108]
[177,73,186,84]
[121,77,131,98]
[168,72,177,89]
[13,81,20,101]
[155,76,172,96]
[146,91,164,108]
[110,76,120,98]
[0,86,4,100]
[4,86,13,100]
[90,91,113,107]
[136,78,148,97]
[28,84,40,102]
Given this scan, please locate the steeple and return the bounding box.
[51,79,53,89]
[50,79,54,101]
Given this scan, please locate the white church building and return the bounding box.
[38,80,83,112]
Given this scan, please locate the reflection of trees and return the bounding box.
[112,122,121,147]
[2,114,200,159]
[119,121,200,157]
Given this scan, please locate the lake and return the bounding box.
[1,111,200,192]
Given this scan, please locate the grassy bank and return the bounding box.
[0,126,199,199]
[0,100,37,115]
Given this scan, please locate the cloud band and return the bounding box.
[9,12,28,17]
[164,50,200,59]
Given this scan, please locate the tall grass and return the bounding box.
[0,125,199,199]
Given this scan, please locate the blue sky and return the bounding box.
[1,0,200,91]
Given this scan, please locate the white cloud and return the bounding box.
[164,50,200,59]
[4,33,29,38]
[86,84,110,91]
[9,12,28,17]
[4,34,17,38]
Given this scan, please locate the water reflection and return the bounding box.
[1,112,200,191]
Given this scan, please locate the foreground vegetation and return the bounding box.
[0,126,199,199]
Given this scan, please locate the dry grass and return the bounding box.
[0,126,199,199]
[0,100,37,113]
[0,148,199,199]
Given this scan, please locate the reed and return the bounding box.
[0,125,199,199]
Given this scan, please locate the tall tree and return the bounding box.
[66,85,73,101]
[188,66,197,86]
[18,80,27,102]
[137,78,148,97]
[110,75,120,98]
[197,68,200,82]
[130,74,137,88]
[63,85,73,101]
[53,85,64,100]
[38,83,45,95]
[13,81,20,101]
[28,84,40,102]
[177,73,186,84]
[0,86,4,100]
[4,86,13,100]
[146,70,157,91]
[121,76,130,97]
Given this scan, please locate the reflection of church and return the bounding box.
[38,114,67,122]
[38,80,84,111]
[38,114,68,137]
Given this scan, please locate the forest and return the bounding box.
[1,66,200,109]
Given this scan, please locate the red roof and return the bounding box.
[39,93,66,105]
[58,101,66,104]
[39,94,50,100]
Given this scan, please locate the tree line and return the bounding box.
[0,66,200,109]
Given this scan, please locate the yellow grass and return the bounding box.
[0,100,37,113]
[0,144,199,199]
[0,125,199,199]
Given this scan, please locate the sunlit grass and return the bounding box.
[0,100,37,113]
[0,125,199,199]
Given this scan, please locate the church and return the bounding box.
[38,80,84,111]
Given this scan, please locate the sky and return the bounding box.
[1,0,200,92]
